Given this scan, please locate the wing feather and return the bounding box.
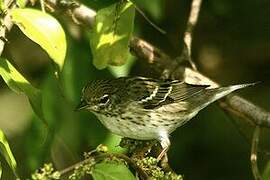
[135,79,209,109]
[126,77,211,110]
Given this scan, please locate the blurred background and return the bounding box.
[1,0,270,179]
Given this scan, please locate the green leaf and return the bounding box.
[0,162,2,179]
[89,0,135,69]
[0,58,44,120]
[16,0,28,8]
[11,8,67,70]
[92,162,135,180]
[0,1,5,12]
[0,129,18,178]
[101,133,125,153]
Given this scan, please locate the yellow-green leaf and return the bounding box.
[0,1,5,11]
[0,130,18,178]
[0,58,43,120]
[0,162,2,179]
[89,1,135,69]
[11,8,66,70]
[92,162,136,180]
[16,0,28,8]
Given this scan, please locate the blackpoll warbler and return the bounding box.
[77,77,254,159]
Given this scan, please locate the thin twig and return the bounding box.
[0,0,16,55]
[59,153,149,179]
[9,0,268,178]
[133,3,166,35]
[160,154,174,173]
[40,0,45,12]
[251,126,261,180]
[11,0,262,131]
[45,0,96,27]
[182,0,202,70]
[59,142,99,175]
[129,38,270,128]
[59,157,90,176]
[221,100,270,157]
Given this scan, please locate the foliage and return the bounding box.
[136,157,182,180]
[0,58,43,120]
[31,163,60,180]
[0,0,136,179]
[0,0,269,180]
[91,162,136,180]
[11,8,67,71]
[0,130,18,178]
[68,158,136,180]
[89,0,135,69]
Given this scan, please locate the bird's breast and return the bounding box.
[92,103,197,141]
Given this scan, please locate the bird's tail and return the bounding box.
[212,82,257,100]
[194,82,257,113]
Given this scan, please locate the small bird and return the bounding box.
[76,77,254,160]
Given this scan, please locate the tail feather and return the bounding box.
[192,82,256,113]
[212,82,257,100]
[220,82,257,91]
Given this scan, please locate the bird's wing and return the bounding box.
[169,82,210,102]
[128,77,210,109]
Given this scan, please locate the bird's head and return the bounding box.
[76,80,115,112]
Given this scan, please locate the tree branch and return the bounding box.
[40,0,270,129]
[45,0,96,27]
[251,126,261,180]
[2,0,268,143]
[182,0,202,70]
[1,0,265,178]
[0,0,17,55]
[59,153,149,179]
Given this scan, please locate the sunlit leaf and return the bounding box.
[0,58,44,120]
[89,0,135,69]
[0,130,18,178]
[0,0,4,11]
[92,162,135,180]
[11,8,67,70]
[16,0,28,8]
[101,133,125,153]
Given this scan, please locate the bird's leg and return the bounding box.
[157,132,171,161]
[160,154,175,172]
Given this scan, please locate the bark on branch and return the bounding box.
[41,0,270,129]
[130,37,270,129]
[1,0,268,132]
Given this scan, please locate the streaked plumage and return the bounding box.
[77,77,254,159]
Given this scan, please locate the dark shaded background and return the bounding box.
[0,0,270,179]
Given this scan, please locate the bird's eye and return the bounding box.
[99,95,109,104]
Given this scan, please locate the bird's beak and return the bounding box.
[75,100,88,111]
